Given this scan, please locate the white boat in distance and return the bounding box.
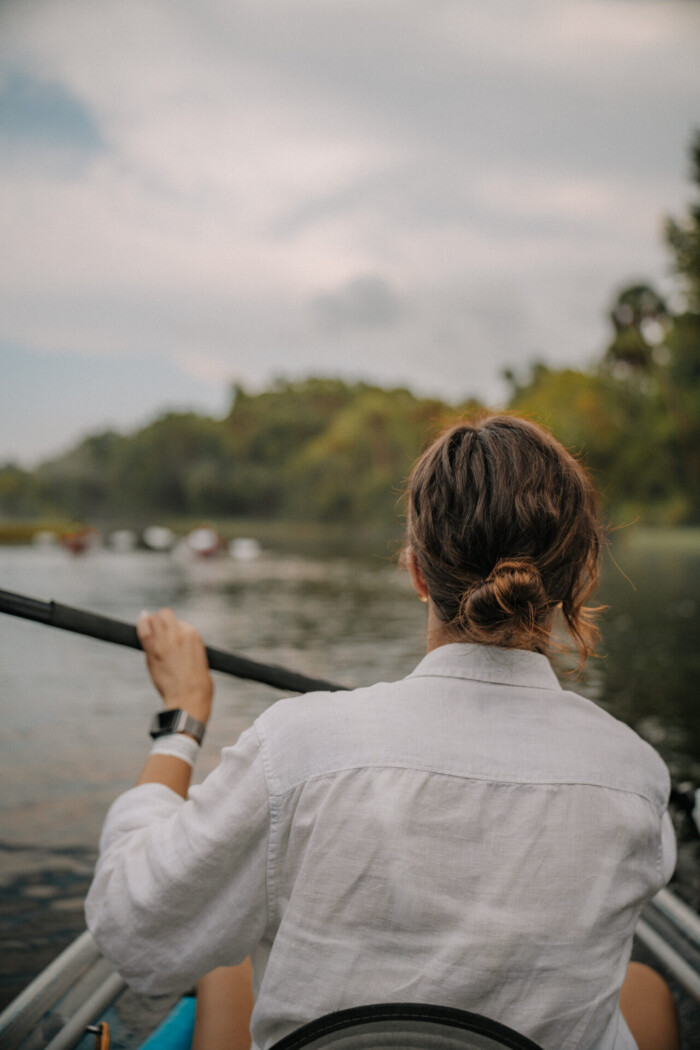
[183,526,223,558]
[142,526,176,552]
[229,537,262,561]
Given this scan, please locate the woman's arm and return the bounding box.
[135,608,214,798]
[86,725,270,994]
[86,608,270,995]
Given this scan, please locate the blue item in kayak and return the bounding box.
[140,996,196,1049]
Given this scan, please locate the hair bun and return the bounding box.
[458,559,549,643]
[404,415,604,667]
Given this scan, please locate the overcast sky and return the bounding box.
[1,0,698,465]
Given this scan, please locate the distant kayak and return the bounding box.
[229,537,262,561]
[142,526,176,551]
[59,528,100,555]
[183,525,223,558]
[108,529,138,553]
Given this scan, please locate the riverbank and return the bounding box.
[4,518,700,560]
[0,516,402,558]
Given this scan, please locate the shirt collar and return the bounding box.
[408,642,562,691]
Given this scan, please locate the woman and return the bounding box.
[86,414,679,1050]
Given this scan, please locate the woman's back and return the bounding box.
[90,643,673,1049]
[249,645,672,1050]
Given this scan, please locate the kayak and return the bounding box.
[1,886,698,1050]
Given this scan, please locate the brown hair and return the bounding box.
[404,413,605,668]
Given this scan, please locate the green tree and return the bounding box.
[507,363,682,522]
[666,133,700,312]
[663,131,700,518]
[222,378,363,516]
[112,413,233,516]
[289,386,475,522]
[602,284,669,377]
[36,431,125,519]
[0,464,42,517]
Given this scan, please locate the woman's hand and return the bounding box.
[137,608,214,724]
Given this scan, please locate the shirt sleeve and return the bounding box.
[85,725,270,995]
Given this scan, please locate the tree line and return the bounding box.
[2,135,699,531]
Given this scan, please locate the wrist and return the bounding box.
[162,695,212,723]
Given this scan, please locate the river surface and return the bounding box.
[1,534,699,1008]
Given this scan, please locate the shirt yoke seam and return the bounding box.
[263,759,665,810]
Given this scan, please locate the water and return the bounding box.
[1,535,699,1008]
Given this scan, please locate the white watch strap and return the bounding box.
[149,733,200,767]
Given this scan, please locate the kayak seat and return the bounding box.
[268,1003,545,1050]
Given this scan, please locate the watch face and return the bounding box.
[153,709,180,734]
[150,708,204,742]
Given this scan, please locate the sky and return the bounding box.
[1,0,699,465]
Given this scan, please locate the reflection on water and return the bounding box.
[593,533,700,783]
[0,535,699,1005]
[0,842,95,1005]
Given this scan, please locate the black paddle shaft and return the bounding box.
[0,588,345,695]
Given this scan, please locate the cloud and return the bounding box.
[0,0,698,461]
[312,276,402,334]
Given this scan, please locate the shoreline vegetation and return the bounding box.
[2,135,700,542]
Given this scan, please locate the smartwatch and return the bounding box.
[149,709,206,745]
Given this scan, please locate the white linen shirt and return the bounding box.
[85,644,675,1050]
